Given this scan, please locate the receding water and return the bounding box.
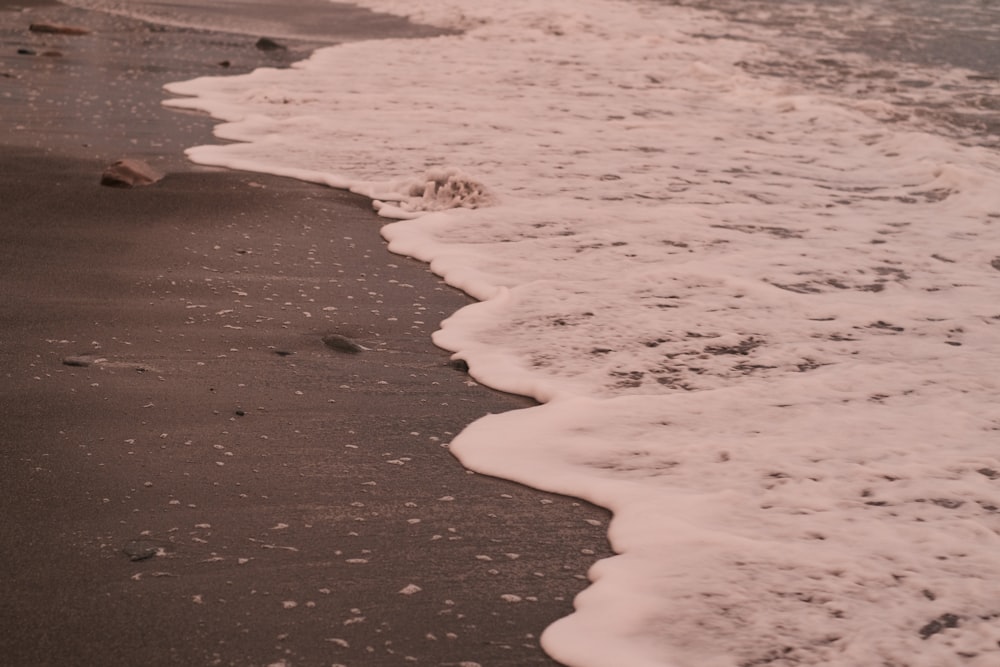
[658,0,1000,147]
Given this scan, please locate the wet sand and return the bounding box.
[0,3,611,665]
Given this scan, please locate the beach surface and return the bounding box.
[0,3,610,665]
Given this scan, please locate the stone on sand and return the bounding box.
[29,23,90,36]
[62,353,105,367]
[122,540,159,562]
[100,159,163,188]
[321,333,365,354]
[255,37,287,51]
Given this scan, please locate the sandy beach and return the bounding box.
[0,3,611,665]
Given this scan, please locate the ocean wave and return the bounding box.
[163,1,1000,664]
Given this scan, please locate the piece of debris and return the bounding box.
[100,159,163,188]
[29,23,90,36]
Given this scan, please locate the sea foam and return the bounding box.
[164,1,1000,664]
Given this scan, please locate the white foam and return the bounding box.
[163,0,1000,664]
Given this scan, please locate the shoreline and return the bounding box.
[0,3,611,666]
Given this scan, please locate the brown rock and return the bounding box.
[28,23,90,36]
[100,159,163,188]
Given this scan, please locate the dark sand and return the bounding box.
[0,3,611,666]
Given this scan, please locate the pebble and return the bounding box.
[29,23,90,35]
[122,540,159,562]
[322,334,365,354]
[255,37,287,51]
[62,354,102,367]
[100,159,163,188]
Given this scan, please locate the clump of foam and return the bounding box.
[396,168,496,213]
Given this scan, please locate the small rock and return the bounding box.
[62,354,104,367]
[448,358,470,372]
[274,349,295,357]
[322,334,365,354]
[100,159,163,188]
[123,540,159,562]
[991,257,1000,272]
[255,37,287,51]
[17,48,36,56]
[29,23,90,36]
